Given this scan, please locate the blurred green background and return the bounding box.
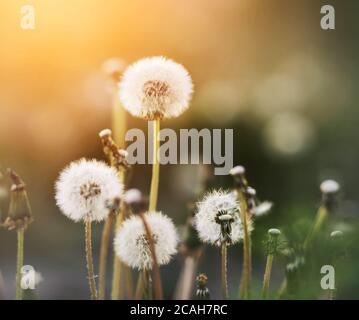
[0,0,358,299]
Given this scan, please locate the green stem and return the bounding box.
[16,228,24,300]
[149,119,160,212]
[221,242,229,299]
[238,190,251,299]
[85,220,97,300]
[261,254,274,300]
[135,270,147,299]
[303,206,328,250]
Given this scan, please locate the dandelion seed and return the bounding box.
[114,212,178,270]
[119,56,193,120]
[252,201,273,217]
[195,190,248,246]
[55,159,123,222]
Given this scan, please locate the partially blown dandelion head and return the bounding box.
[195,190,248,246]
[114,211,178,270]
[119,56,193,120]
[55,159,123,222]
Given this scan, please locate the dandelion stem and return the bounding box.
[135,270,147,299]
[85,219,97,300]
[16,228,24,300]
[238,190,251,299]
[261,253,274,300]
[124,265,134,299]
[98,211,114,300]
[111,170,125,300]
[221,242,229,299]
[139,212,163,300]
[303,206,328,250]
[112,89,126,147]
[149,119,160,212]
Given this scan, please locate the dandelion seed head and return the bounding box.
[252,201,273,217]
[320,179,340,194]
[195,190,250,246]
[55,159,123,222]
[330,230,343,239]
[119,56,193,120]
[114,211,178,270]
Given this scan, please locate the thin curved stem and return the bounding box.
[85,220,97,300]
[221,242,229,299]
[16,228,24,300]
[238,190,251,299]
[261,254,274,300]
[149,119,160,212]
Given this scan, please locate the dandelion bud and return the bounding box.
[3,169,33,231]
[320,179,340,211]
[266,228,281,255]
[229,165,248,189]
[99,128,112,139]
[124,189,148,214]
[101,58,126,83]
[196,273,210,300]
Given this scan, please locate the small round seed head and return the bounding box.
[119,56,193,120]
[320,179,340,194]
[114,211,178,270]
[268,228,281,236]
[195,190,250,246]
[55,159,123,222]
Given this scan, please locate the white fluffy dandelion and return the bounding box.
[195,190,249,246]
[114,211,178,270]
[119,56,193,120]
[55,159,123,222]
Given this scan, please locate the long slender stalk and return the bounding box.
[111,171,125,300]
[221,242,229,299]
[124,265,134,299]
[16,228,24,300]
[112,89,126,147]
[135,270,147,299]
[85,219,97,300]
[98,211,114,300]
[149,119,160,212]
[261,254,274,299]
[303,206,328,250]
[139,213,163,300]
[238,191,251,299]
